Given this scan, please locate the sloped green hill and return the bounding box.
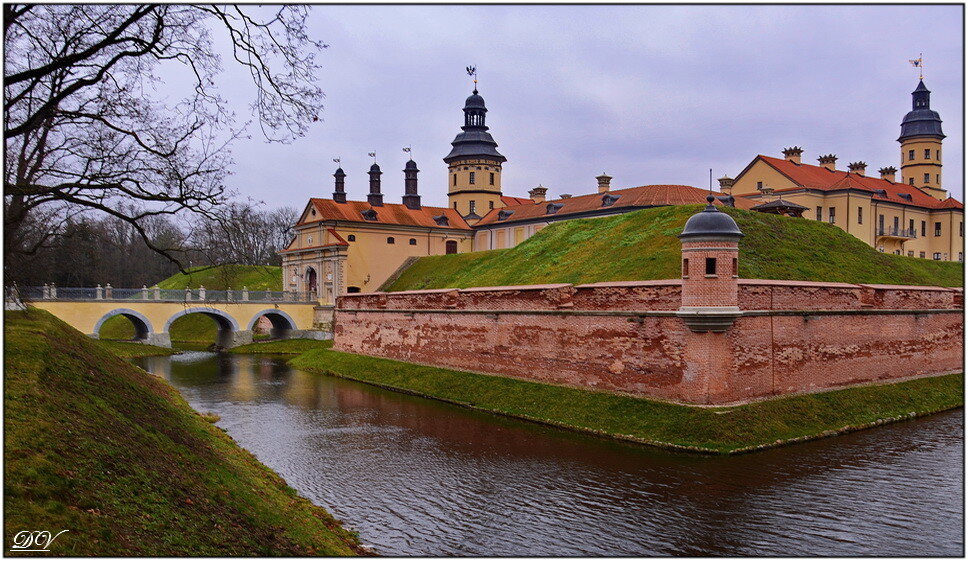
[158,264,282,290]
[5,310,361,556]
[385,206,963,291]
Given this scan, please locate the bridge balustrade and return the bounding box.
[9,286,315,303]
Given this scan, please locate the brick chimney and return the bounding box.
[402,159,421,210]
[367,163,383,207]
[596,173,612,193]
[529,185,547,203]
[333,167,347,204]
[676,194,744,333]
[782,146,803,164]
[847,161,867,176]
[879,166,897,182]
[718,176,734,194]
[817,154,837,171]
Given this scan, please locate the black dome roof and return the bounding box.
[404,159,418,170]
[464,91,486,110]
[333,167,345,177]
[899,80,945,141]
[369,163,381,173]
[679,196,744,239]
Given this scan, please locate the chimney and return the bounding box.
[333,167,347,203]
[596,173,612,193]
[529,184,547,203]
[402,159,421,210]
[847,161,867,176]
[817,154,837,171]
[782,146,803,164]
[718,176,735,193]
[367,163,383,206]
[879,166,897,182]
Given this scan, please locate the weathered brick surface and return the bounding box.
[334,281,963,405]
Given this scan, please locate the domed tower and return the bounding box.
[899,80,946,200]
[444,88,507,222]
[676,196,745,333]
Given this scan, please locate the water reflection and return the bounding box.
[136,353,964,556]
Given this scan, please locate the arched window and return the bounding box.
[347,234,356,242]
[387,236,395,244]
[409,238,417,245]
[446,240,458,254]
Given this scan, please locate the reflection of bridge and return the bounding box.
[14,286,327,348]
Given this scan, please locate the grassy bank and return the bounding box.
[157,264,282,290]
[5,310,362,556]
[96,340,178,358]
[290,348,963,454]
[385,206,964,290]
[230,339,333,355]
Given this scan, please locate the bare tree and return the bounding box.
[192,202,297,267]
[4,5,324,277]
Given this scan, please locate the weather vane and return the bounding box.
[466,65,478,93]
[909,53,924,80]
[367,151,377,163]
[333,157,340,165]
[402,145,412,159]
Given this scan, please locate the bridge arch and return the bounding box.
[247,309,298,340]
[165,307,241,348]
[93,308,154,341]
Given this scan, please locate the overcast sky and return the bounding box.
[214,5,964,210]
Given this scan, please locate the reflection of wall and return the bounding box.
[334,281,963,405]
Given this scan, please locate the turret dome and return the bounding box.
[899,80,945,141]
[679,195,744,239]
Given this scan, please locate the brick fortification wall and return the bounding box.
[332,280,963,405]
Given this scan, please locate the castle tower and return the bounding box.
[444,87,507,222]
[676,195,745,332]
[899,80,946,200]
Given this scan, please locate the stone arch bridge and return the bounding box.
[18,286,327,348]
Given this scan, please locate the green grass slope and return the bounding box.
[291,348,963,454]
[5,310,362,556]
[385,205,963,291]
[158,264,282,290]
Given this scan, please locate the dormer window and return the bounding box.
[433,215,450,227]
[546,203,564,214]
[872,189,887,198]
[602,194,621,207]
[361,209,378,221]
[497,209,514,221]
[311,208,317,216]
[899,193,913,201]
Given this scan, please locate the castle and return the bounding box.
[281,78,963,302]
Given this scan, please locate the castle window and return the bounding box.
[924,173,930,183]
[732,258,738,277]
[921,221,926,237]
[909,149,915,161]
[959,222,963,237]
[909,219,915,234]
[857,207,863,224]
[469,172,476,185]
[935,222,942,236]
[920,251,926,259]
[446,240,458,254]
[347,286,361,293]
[959,252,964,262]
[828,207,835,224]
[878,214,884,232]
[908,251,914,257]
[925,149,932,159]
[815,206,822,221]
[307,236,312,244]
[347,234,356,242]
[933,252,942,260]
[387,236,395,244]
[453,174,457,186]
[756,181,763,189]
[489,172,495,186]
[409,238,417,245]
[705,257,717,276]
[682,258,689,278]
[893,216,899,230]
[489,200,495,210]
[937,150,941,159]
[469,200,476,214]
[936,174,940,184]
[909,178,915,185]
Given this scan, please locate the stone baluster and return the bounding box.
[153,285,161,300]
[199,285,206,301]
[227,288,233,302]
[96,284,103,300]
[42,283,50,299]
[142,285,149,299]
[185,287,192,301]
[50,283,57,299]
[242,286,249,301]
[104,284,112,299]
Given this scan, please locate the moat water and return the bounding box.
[135,352,965,556]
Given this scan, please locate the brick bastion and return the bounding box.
[330,200,964,406]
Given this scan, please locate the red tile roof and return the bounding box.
[748,155,963,210]
[298,198,472,229]
[501,195,533,206]
[475,184,756,226]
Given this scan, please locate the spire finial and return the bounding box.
[466,65,478,94]
[909,53,924,80]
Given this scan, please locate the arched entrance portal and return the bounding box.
[306,267,318,297]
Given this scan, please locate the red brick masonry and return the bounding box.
[333,280,964,405]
